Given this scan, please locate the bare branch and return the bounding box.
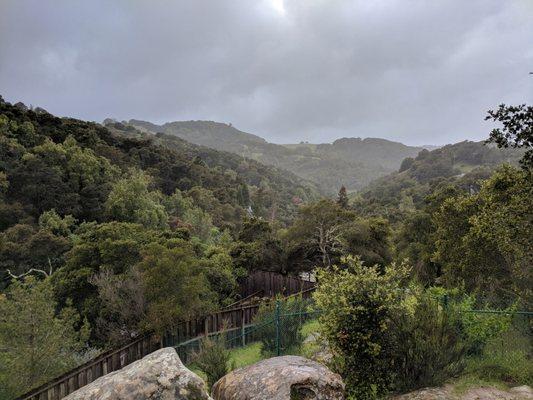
[6,268,50,280]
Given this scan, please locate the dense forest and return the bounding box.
[0,96,531,398]
[124,119,424,194]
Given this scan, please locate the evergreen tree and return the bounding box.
[0,277,89,398]
[337,185,349,208]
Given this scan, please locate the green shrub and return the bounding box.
[454,296,514,356]
[390,293,466,392]
[426,288,515,356]
[192,333,233,390]
[0,277,90,398]
[314,256,410,399]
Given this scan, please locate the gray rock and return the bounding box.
[390,387,455,400]
[509,386,533,399]
[64,347,212,400]
[211,355,344,400]
[391,385,533,400]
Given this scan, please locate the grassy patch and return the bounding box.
[463,326,533,387]
[450,324,532,394]
[224,319,322,369]
[191,318,323,384]
[301,319,320,337]
[189,342,262,385]
[229,342,262,368]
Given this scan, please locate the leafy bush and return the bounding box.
[314,256,410,399]
[0,277,90,398]
[390,292,466,392]
[315,257,472,398]
[252,295,307,357]
[427,288,514,355]
[193,333,233,390]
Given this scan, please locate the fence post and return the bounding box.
[275,300,281,356]
[241,308,246,347]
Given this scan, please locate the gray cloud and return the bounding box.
[1,0,532,145]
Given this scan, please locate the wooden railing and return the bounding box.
[16,335,160,400]
[17,271,315,400]
[221,289,264,309]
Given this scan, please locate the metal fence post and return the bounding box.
[275,300,281,356]
[241,308,246,347]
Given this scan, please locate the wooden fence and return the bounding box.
[239,270,315,298]
[164,302,262,362]
[16,334,160,400]
[17,271,315,400]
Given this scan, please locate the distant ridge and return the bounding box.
[124,119,424,194]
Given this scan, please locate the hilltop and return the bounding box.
[0,99,318,247]
[124,119,425,194]
[356,139,522,220]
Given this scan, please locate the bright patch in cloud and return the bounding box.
[269,0,286,15]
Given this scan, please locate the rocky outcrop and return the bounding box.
[211,355,344,400]
[509,386,533,399]
[64,347,212,400]
[391,385,533,400]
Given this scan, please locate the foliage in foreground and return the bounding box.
[390,292,466,393]
[314,257,469,399]
[314,256,410,399]
[314,256,531,398]
[193,333,234,390]
[465,324,533,386]
[252,295,308,357]
[0,277,90,399]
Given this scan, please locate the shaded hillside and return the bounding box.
[105,121,321,223]
[126,119,424,194]
[0,99,318,243]
[355,140,522,220]
[287,137,425,170]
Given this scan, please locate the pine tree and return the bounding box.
[337,185,349,208]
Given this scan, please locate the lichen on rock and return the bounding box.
[211,355,344,400]
[63,347,212,400]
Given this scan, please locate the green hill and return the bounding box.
[356,140,522,219]
[0,99,318,241]
[125,119,424,194]
[104,120,320,224]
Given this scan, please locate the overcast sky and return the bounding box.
[1,0,532,145]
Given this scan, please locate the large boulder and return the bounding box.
[390,385,533,400]
[212,355,344,400]
[64,347,212,400]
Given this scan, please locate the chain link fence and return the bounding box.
[455,309,532,384]
[170,294,531,387]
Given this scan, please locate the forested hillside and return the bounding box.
[125,119,424,194]
[356,140,522,220]
[104,121,321,223]
[0,97,321,396]
[349,137,530,305]
[1,97,531,398]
